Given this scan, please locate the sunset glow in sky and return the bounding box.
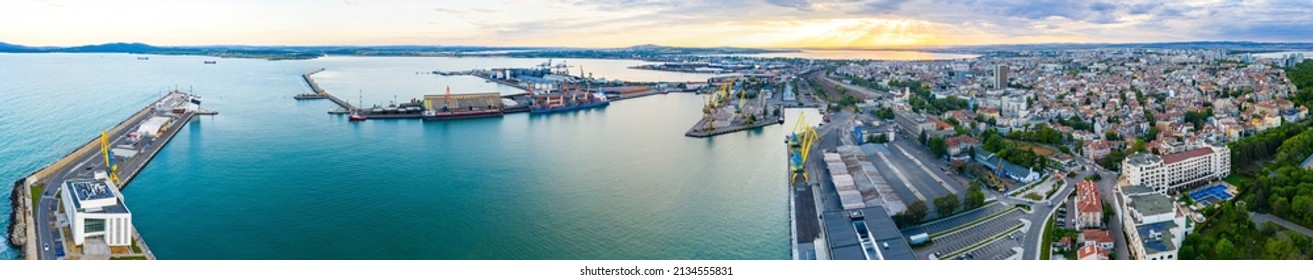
[2,0,1310,48]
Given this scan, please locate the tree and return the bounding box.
[933,195,961,217]
[965,186,986,210]
[906,200,929,224]
[872,133,889,144]
[1102,201,1114,225]
[1215,238,1236,260]
[928,136,947,157]
[954,125,970,136]
[1105,131,1120,140]
[1262,235,1303,260]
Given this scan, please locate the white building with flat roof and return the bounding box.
[1117,185,1192,260]
[59,178,133,246]
[1122,141,1230,194]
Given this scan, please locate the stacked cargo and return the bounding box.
[824,152,867,210]
[829,145,903,212]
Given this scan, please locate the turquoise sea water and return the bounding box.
[1,53,794,259]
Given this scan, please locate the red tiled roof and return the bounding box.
[1078,245,1109,259]
[1076,181,1102,214]
[945,136,980,148]
[1161,147,1213,165]
[1082,229,1113,244]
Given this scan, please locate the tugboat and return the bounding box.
[348,111,367,121]
[348,91,367,121]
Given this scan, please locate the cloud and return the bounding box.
[765,0,812,10]
[860,0,910,14]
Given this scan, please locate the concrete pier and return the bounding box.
[299,68,358,112]
[11,90,209,260]
[684,117,778,138]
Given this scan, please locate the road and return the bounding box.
[34,92,190,260]
[1250,212,1313,238]
[1007,160,1120,260]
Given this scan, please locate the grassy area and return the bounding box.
[1011,141,1058,157]
[1223,174,1253,188]
[1041,212,1056,260]
[910,239,936,249]
[1024,193,1044,200]
[30,184,45,208]
[110,256,148,260]
[131,238,142,254]
[916,201,999,226]
[931,207,1020,239]
[1044,180,1066,200]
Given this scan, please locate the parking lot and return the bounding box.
[953,233,1024,260]
[865,140,968,216]
[920,209,1025,259]
[901,202,1008,236]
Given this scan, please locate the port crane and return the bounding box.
[789,114,819,183]
[99,130,121,185]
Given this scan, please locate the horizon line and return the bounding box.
[5,40,1313,50]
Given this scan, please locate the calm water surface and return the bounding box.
[0,53,801,259]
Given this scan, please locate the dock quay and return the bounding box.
[8,90,211,260]
[684,119,778,138]
[299,68,358,112]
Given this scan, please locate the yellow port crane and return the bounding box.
[789,114,819,183]
[735,87,748,114]
[99,130,121,185]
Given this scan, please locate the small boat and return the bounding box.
[204,61,217,64]
[348,112,367,121]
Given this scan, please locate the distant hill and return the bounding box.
[0,42,791,60]
[0,42,39,52]
[8,41,1305,60]
[58,42,165,53]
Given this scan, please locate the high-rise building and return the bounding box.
[1121,141,1230,195]
[994,65,1008,89]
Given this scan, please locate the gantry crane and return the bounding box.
[789,114,819,183]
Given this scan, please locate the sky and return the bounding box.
[1,0,1310,48]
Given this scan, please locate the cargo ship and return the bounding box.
[422,86,505,121]
[204,61,217,64]
[422,108,502,120]
[530,82,609,114]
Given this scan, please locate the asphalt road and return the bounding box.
[1011,161,1116,260]
[1250,212,1313,238]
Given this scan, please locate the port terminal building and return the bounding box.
[823,207,915,260]
[59,176,133,246]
